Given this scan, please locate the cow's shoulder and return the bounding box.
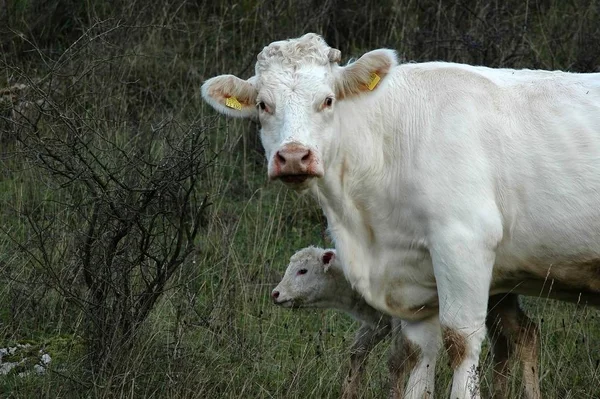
[395,62,502,101]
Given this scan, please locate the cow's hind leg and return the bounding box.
[486,294,540,399]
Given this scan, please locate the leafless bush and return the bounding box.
[1,34,214,374]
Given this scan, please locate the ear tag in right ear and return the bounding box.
[225,96,242,110]
[367,73,381,91]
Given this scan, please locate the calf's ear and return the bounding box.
[334,49,398,100]
[201,74,258,119]
[322,250,336,272]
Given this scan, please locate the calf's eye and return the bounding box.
[297,268,308,275]
[258,101,267,111]
[324,97,333,107]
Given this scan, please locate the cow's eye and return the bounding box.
[297,268,308,275]
[258,101,267,111]
[324,97,333,107]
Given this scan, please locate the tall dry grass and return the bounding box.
[1,0,599,397]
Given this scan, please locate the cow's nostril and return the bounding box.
[277,152,286,165]
[272,291,280,299]
[301,151,311,162]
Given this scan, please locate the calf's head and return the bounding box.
[201,33,398,190]
[272,246,339,308]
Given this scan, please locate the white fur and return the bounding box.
[202,33,600,398]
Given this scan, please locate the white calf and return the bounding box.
[272,246,393,399]
[273,247,541,399]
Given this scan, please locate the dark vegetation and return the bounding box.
[1,0,599,397]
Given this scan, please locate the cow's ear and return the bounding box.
[334,49,398,100]
[322,250,335,272]
[201,74,258,119]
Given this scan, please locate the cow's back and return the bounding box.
[485,67,600,264]
[398,63,600,290]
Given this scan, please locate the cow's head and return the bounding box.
[202,33,398,190]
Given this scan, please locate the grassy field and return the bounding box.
[1,0,599,398]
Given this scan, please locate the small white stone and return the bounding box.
[0,362,17,375]
[41,354,52,365]
[34,364,46,374]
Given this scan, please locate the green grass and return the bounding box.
[1,0,599,398]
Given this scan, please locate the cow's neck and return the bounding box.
[314,104,398,235]
[310,109,399,300]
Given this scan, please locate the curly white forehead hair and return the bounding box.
[255,33,341,74]
[288,245,324,263]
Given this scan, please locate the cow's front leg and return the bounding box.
[391,316,441,399]
[430,223,499,399]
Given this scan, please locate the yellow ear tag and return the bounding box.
[367,72,381,91]
[225,96,243,110]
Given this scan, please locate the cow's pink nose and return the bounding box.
[272,290,280,299]
[273,144,314,175]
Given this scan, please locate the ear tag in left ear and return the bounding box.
[367,72,381,91]
[225,96,242,110]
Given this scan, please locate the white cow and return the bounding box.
[273,246,541,398]
[202,33,600,398]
